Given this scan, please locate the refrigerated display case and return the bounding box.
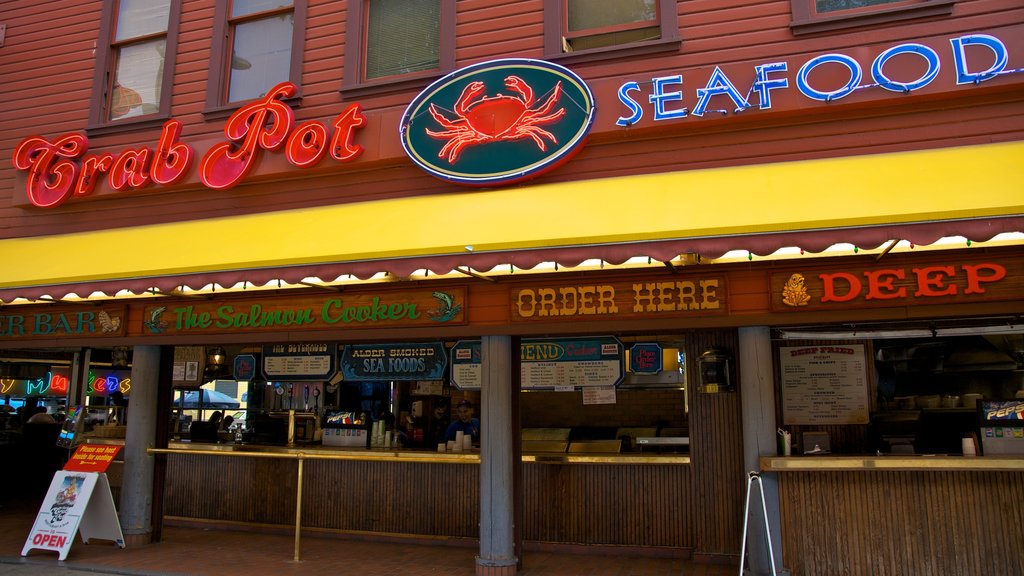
[978,399,1024,455]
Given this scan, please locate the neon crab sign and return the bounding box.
[401,58,595,186]
[426,75,566,163]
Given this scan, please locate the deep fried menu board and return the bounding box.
[780,345,869,425]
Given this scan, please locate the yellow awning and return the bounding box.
[1,140,1021,298]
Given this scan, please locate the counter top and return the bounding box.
[761,455,1024,472]
[153,441,689,465]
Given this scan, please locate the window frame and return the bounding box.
[205,0,307,117]
[340,0,455,98]
[87,0,182,135]
[543,0,680,64]
[790,0,956,35]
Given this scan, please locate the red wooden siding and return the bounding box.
[2,0,1021,241]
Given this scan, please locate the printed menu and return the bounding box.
[780,345,869,425]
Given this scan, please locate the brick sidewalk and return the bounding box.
[1,501,737,576]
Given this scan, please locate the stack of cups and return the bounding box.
[962,437,977,457]
[454,431,465,452]
[463,433,473,451]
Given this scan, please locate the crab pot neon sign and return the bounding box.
[401,58,596,186]
[12,82,366,208]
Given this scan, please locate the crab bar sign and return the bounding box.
[400,58,596,186]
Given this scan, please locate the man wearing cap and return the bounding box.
[445,399,480,445]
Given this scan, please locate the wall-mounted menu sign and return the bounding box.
[340,342,448,381]
[451,337,624,390]
[522,336,623,389]
[263,343,336,381]
[780,345,869,425]
[451,340,482,390]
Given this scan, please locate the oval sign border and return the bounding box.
[400,58,596,186]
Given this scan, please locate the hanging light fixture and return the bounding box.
[204,346,231,379]
[111,346,131,368]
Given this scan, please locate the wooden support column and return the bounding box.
[119,345,160,546]
[739,327,789,575]
[476,335,517,576]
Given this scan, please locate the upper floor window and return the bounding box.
[543,0,679,60]
[790,0,955,35]
[817,0,906,10]
[342,0,455,94]
[207,0,306,110]
[89,0,181,130]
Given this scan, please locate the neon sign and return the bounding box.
[0,372,130,397]
[12,82,367,208]
[401,58,595,186]
[616,33,1013,126]
[86,371,131,396]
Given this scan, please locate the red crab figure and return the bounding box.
[426,76,566,163]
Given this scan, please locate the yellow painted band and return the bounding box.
[1,141,1021,288]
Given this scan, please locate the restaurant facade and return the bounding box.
[1,1,1022,575]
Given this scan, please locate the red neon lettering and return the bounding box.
[863,269,905,300]
[150,119,193,185]
[330,103,367,161]
[50,374,69,394]
[108,148,152,191]
[92,376,107,393]
[286,121,329,167]
[13,84,366,206]
[200,82,297,189]
[962,263,1006,294]
[76,154,115,197]
[913,266,956,297]
[13,134,87,208]
[819,272,861,303]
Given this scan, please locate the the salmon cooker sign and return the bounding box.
[400,58,596,186]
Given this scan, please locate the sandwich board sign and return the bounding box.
[22,444,125,560]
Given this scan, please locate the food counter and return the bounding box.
[761,454,1024,471]
[759,454,1024,575]
[153,441,693,550]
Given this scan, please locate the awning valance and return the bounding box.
[1,141,1021,302]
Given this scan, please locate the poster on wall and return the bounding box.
[780,345,870,425]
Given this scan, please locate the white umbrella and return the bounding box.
[180,389,240,409]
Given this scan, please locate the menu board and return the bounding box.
[450,340,482,390]
[521,336,623,389]
[449,337,624,390]
[780,345,869,425]
[263,343,336,381]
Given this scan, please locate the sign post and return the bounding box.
[22,444,125,560]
